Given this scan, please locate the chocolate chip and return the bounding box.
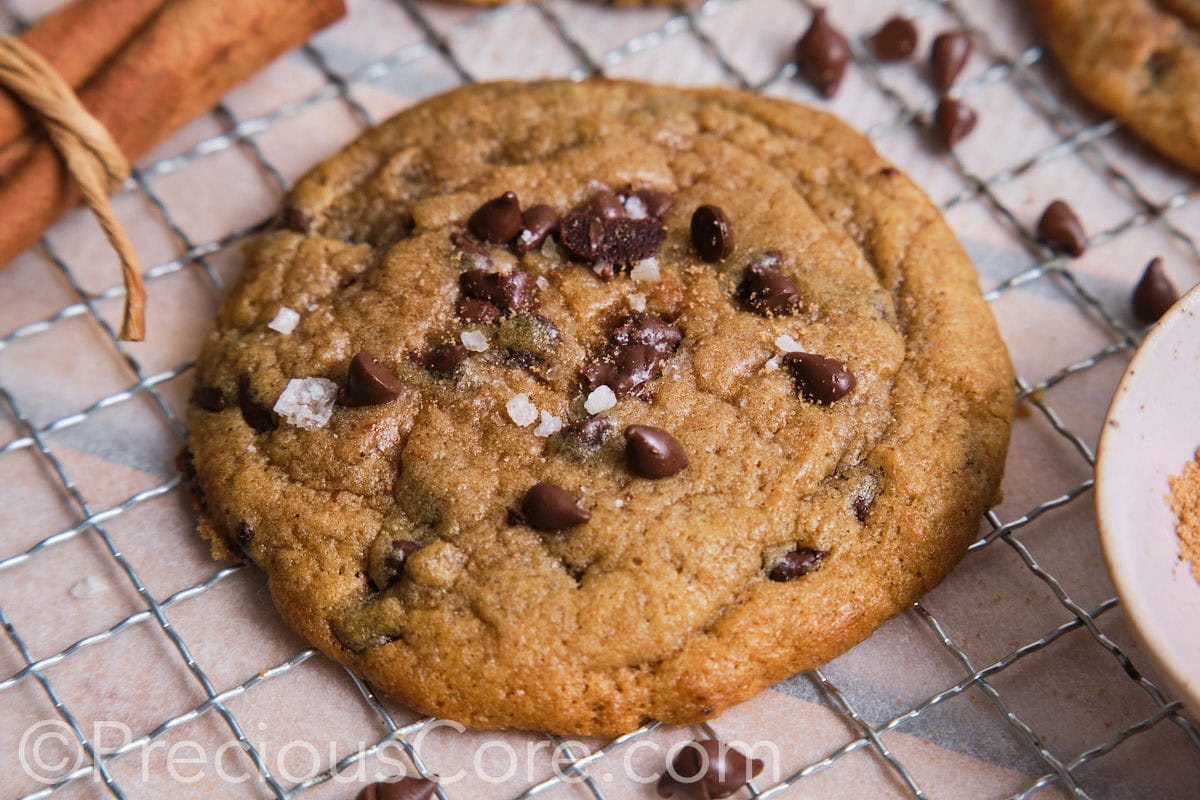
[517,205,559,254]
[795,7,851,98]
[657,740,764,800]
[499,314,561,363]
[193,386,227,412]
[560,213,606,262]
[872,17,918,61]
[633,188,674,219]
[691,205,734,262]
[583,345,662,399]
[585,187,626,220]
[931,30,972,91]
[560,417,612,456]
[602,217,667,266]
[459,269,539,313]
[783,352,856,404]
[612,313,683,356]
[1132,257,1179,323]
[738,256,802,316]
[768,548,825,581]
[374,540,420,590]
[468,191,523,244]
[422,343,469,378]
[355,777,439,800]
[624,425,688,479]
[934,98,977,147]
[457,297,502,325]
[237,375,276,434]
[338,352,404,407]
[1036,200,1087,257]
[521,482,591,532]
[281,206,310,233]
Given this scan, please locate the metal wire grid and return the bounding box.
[0,0,1197,797]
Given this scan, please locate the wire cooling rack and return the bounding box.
[2,0,1199,798]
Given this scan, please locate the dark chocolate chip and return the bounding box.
[931,30,972,91]
[634,188,675,219]
[783,352,856,404]
[624,425,688,479]
[657,740,764,800]
[355,777,439,800]
[738,256,802,316]
[459,269,539,313]
[375,540,420,590]
[237,375,276,434]
[457,297,502,325]
[1036,200,1087,257]
[934,98,977,147]
[193,386,227,412]
[691,205,735,262]
[517,205,560,254]
[872,16,918,61]
[612,313,683,356]
[586,187,626,220]
[422,343,470,378]
[560,213,607,262]
[521,482,591,532]
[1132,257,1179,323]
[583,344,662,399]
[468,191,523,244]
[602,217,667,265]
[768,548,825,582]
[281,206,310,233]
[339,352,404,407]
[795,7,851,98]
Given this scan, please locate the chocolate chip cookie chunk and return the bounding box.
[185,80,1014,736]
[1033,0,1200,172]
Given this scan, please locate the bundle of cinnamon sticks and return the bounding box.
[0,0,345,338]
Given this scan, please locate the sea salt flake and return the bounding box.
[506,394,539,427]
[536,275,550,290]
[627,293,647,312]
[268,307,300,334]
[460,330,489,352]
[765,355,783,372]
[630,257,660,283]
[775,334,804,353]
[273,378,338,430]
[533,411,563,437]
[519,229,537,246]
[623,194,648,219]
[584,385,617,414]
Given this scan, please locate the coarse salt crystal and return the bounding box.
[460,330,489,352]
[533,410,563,437]
[273,378,338,430]
[584,385,617,414]
[536,275,550,290]
[519,229,537,246]
[627,293,647,312]
[623,194,648,219]
[764,355,783,372]
[630,257,660,283]
[775,334,804,353]
[268,307,300,334]
[506,393,539,427]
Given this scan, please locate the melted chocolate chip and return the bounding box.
[281,206,310,233]
[633,188,674,219]
[1036,200,1087,257]
[795,7,851,98]
[768,548,825,581]
[457,297,502,325]
[738,256,802,316]
[422,343,470,378]
[355,777,439,800]
[521,482,591,532]
[603,217,667,265]
[586,187,626,220]
[783,352,856,404]
[931,30,972,91]
[657,740,764,800]
[193,386,227,412]
[584,314,683,399]
[1132,257,1178,323]
[934,98,978,147]
[691,205,734,262]
[459,269,539,313]
[624,425,688,478]
[517,205,560,254]
[872,16,918,61]
[468,191,523,244]
[237,375,276,434]
[375,540,420,590]
[339,352,404,406]
[560,213,606,262]
[613,313,684,355]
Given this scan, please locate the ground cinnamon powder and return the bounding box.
[1169,449,1200,583]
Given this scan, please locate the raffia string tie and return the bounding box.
[0,35,145,340]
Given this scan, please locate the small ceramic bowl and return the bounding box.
[1096,282,1200,714]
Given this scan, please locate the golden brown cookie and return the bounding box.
[185,80,1014,736]
[1033,0,1200,172]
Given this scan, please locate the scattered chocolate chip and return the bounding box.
[193,385,227,412]
[872,16,918,62]
[783,352,856,405]
[499,314,561,363]
[459,269,539,313]
[612,313,684,356]
[624,425,688,479]
[633,188,674,219]
[768,547,825,581]
[795,7,851,98]
[1036,200,1087,257]
[457,297,502,325]
[931,30,972,91]
[374,539,420,590]
[339,352,404,406]
[603,217,667,266]
[934,98,977,147]
[738,255,802,316]
[657,740,764,800]
[422,343,469,378]
[1132,257,1178,323]
[584,314,683,400]
[691,205,734,262]
[586,187,626,220]
[517,205,560,254]
[355,776,439,800]
[560,213,607,262]
[237,375,276,434]
[521,482,591,532]
[281,206,310,233]
[468,191,523,244]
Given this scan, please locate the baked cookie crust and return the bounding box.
[186,80,1014,736]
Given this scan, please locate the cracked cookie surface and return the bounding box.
[186,80,1014,736]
